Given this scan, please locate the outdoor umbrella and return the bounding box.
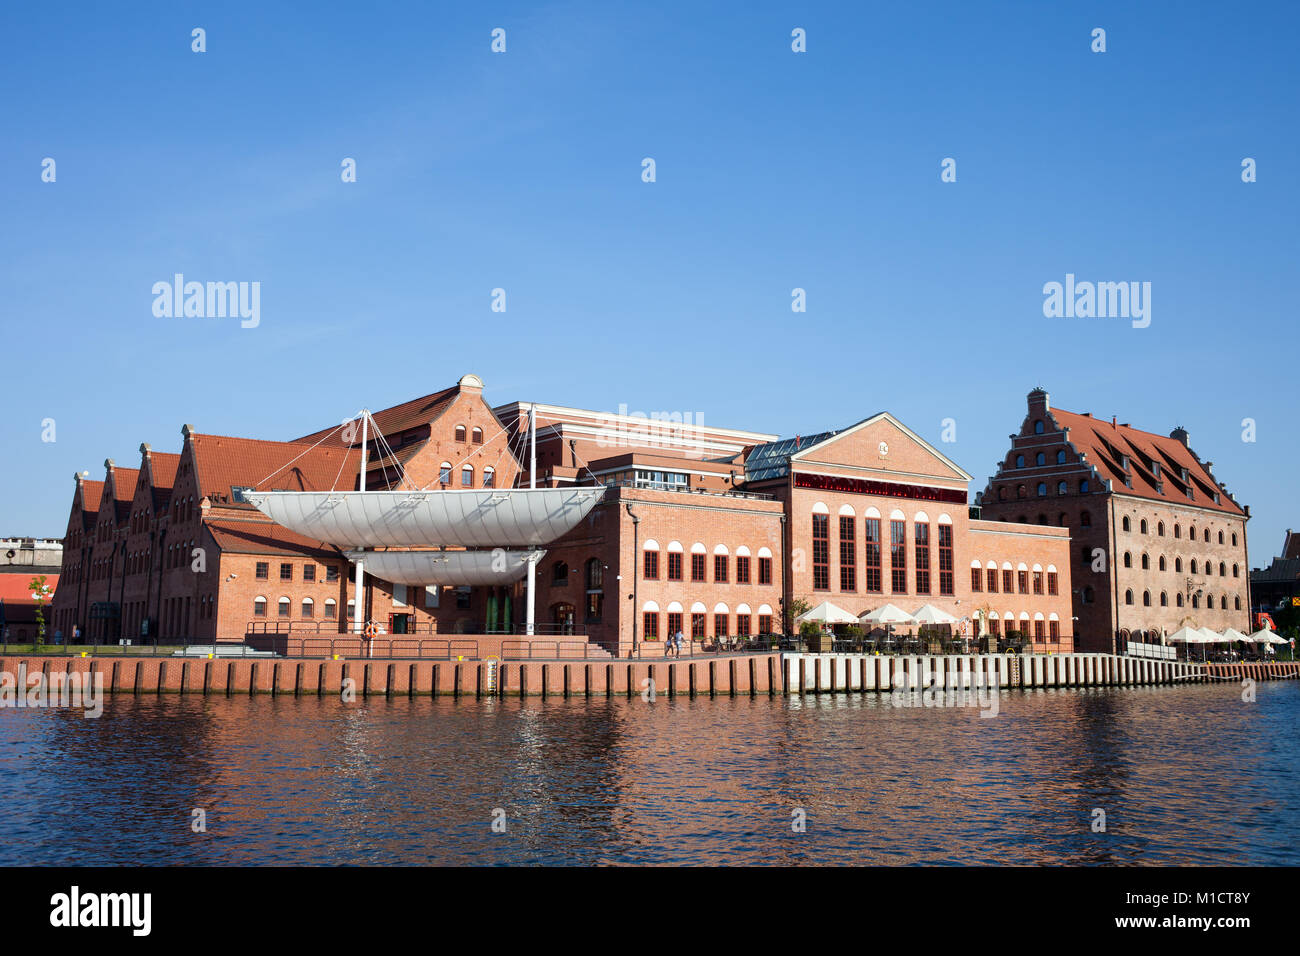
[859,603,916,625]
[1250,627,1289,646]
[796,600,859,625]
[910,603,958,625]
[1167,626,1208,661]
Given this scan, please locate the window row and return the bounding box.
[1013,449,1068,468]
[1117,552,1239,577]
[255,561,340,583]
[437,462,496,487]
[980,610,1062,641]
[812,509,954,597]
[253,596,346,619]
[453,425,484,444]
[640,542,774,585]
[969,561,1059,596]
[1124,589,1242,611]
[999,479,1090,501]
[641,600,776,639]
[1120,516,1237,546]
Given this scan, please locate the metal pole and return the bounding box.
[354,411,368,637]
[526,403,537,636]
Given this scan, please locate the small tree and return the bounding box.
[786,596,812,634]
[28,575,52,644]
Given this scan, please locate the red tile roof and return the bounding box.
[189,433,360,506]
[293,386,458,444]
[109,467,141,523]
[1051,408,1245,516]
[78,479,104,522]
[205,518,341,557]
[0,573,59,604]
[146,451,182,511]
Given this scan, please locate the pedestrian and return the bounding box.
[675,628,685,657]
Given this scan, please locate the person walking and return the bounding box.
[675,628,685,657]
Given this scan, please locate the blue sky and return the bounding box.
[2,1,1296,562]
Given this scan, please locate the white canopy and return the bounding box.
[1220,627,1251,644]
[1251,628,1290,645]
[345,549,541,586]
[911,603,958,625]
[796,600,859,625]
[1167,626,1208,644]
[860,603,916,625]
[244,488,603,548]
[1198,627,1229,643]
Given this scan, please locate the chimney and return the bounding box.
[1170,426,1189,447]
[1028,387,1050,416]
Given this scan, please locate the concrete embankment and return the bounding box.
[2,653,1296,699]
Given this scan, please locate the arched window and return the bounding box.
[1159,591,1168,607]
[1016,454,1025,468]
[1219,562,1225,576]
[455,425,466,442]
[302,597,314,618]
[278,596,291,618]
[1234,596,1241,610]
[1036,482,1047,497]
[1017,485,1027,499]
[439,462,452,484]
[1218,530,1224,544]
[1080,510,1091,527]
[1142,590,1151,607]
[1175,557,1183,572]
[1080,479,1090,493]
[1232,533,1238,546]
[1192,594,1201,608]
[998,487,1007,501]
[1140,519,1148,534]
[461,464,474,487]
[253,596,267,617]
[1157,521,1165,536]
[1232,563,1239,578]
[1176,593,1184,607]
[1174,523,1181,538]
[1204,528,1210,543]
[324,598,337,620]
[1056,450,1066,464]
[1140,553,1149,570]
[471,426,483,444]
[1189,525,1196,540]
[1123,551,1132,568]
[1158,555,1166,571]
[1058,513,1069,526]
[1034,420,1044,434]
[347,599,356,620]
[1220,595,1227,610]
[1190,559,1198,574]
[1036,452,1046,466]
[1125,589,1134,606]
[1057,481,1067,495]
[1122,516,1131,532]
[483,466,495,488]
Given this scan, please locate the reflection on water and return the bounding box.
[2,682,1297,865]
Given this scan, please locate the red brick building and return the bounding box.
[978,389,1251,652]
[52,375,1077,653]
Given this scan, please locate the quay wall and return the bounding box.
[2,654,1296,699]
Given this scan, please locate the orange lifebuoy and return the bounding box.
[364,621,380,638]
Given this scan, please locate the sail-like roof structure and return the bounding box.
[345,549,541,586]
[243,488,604,548]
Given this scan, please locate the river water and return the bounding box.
[2,681,1296,865]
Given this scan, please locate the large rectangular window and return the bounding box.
[812,514,829,590]
[1032,570,1044,595]
[643,612,659,640]
[691,553,706,582]
[736,614,751,637]
[914,521,931,595]
[644,550,659,580]
[758,556,772,585]
[864,518,882,592]
[714,554,729,583]
[758,614,772,634]
[714,613,728,637]
[691,613,706,638]
[1047,571,1059,596]
[667,612,683,638]
[890,520,907,593]
[839,515,856,592]
[1018,569,1029,594]
[1003,568,1014,593]
[1049,619,1060,640]
[736,555,751,584]
[667,551,683,581]
[971,566,982,592]
[938,524,953,596]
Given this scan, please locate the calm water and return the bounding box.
[2,682,1297,865]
